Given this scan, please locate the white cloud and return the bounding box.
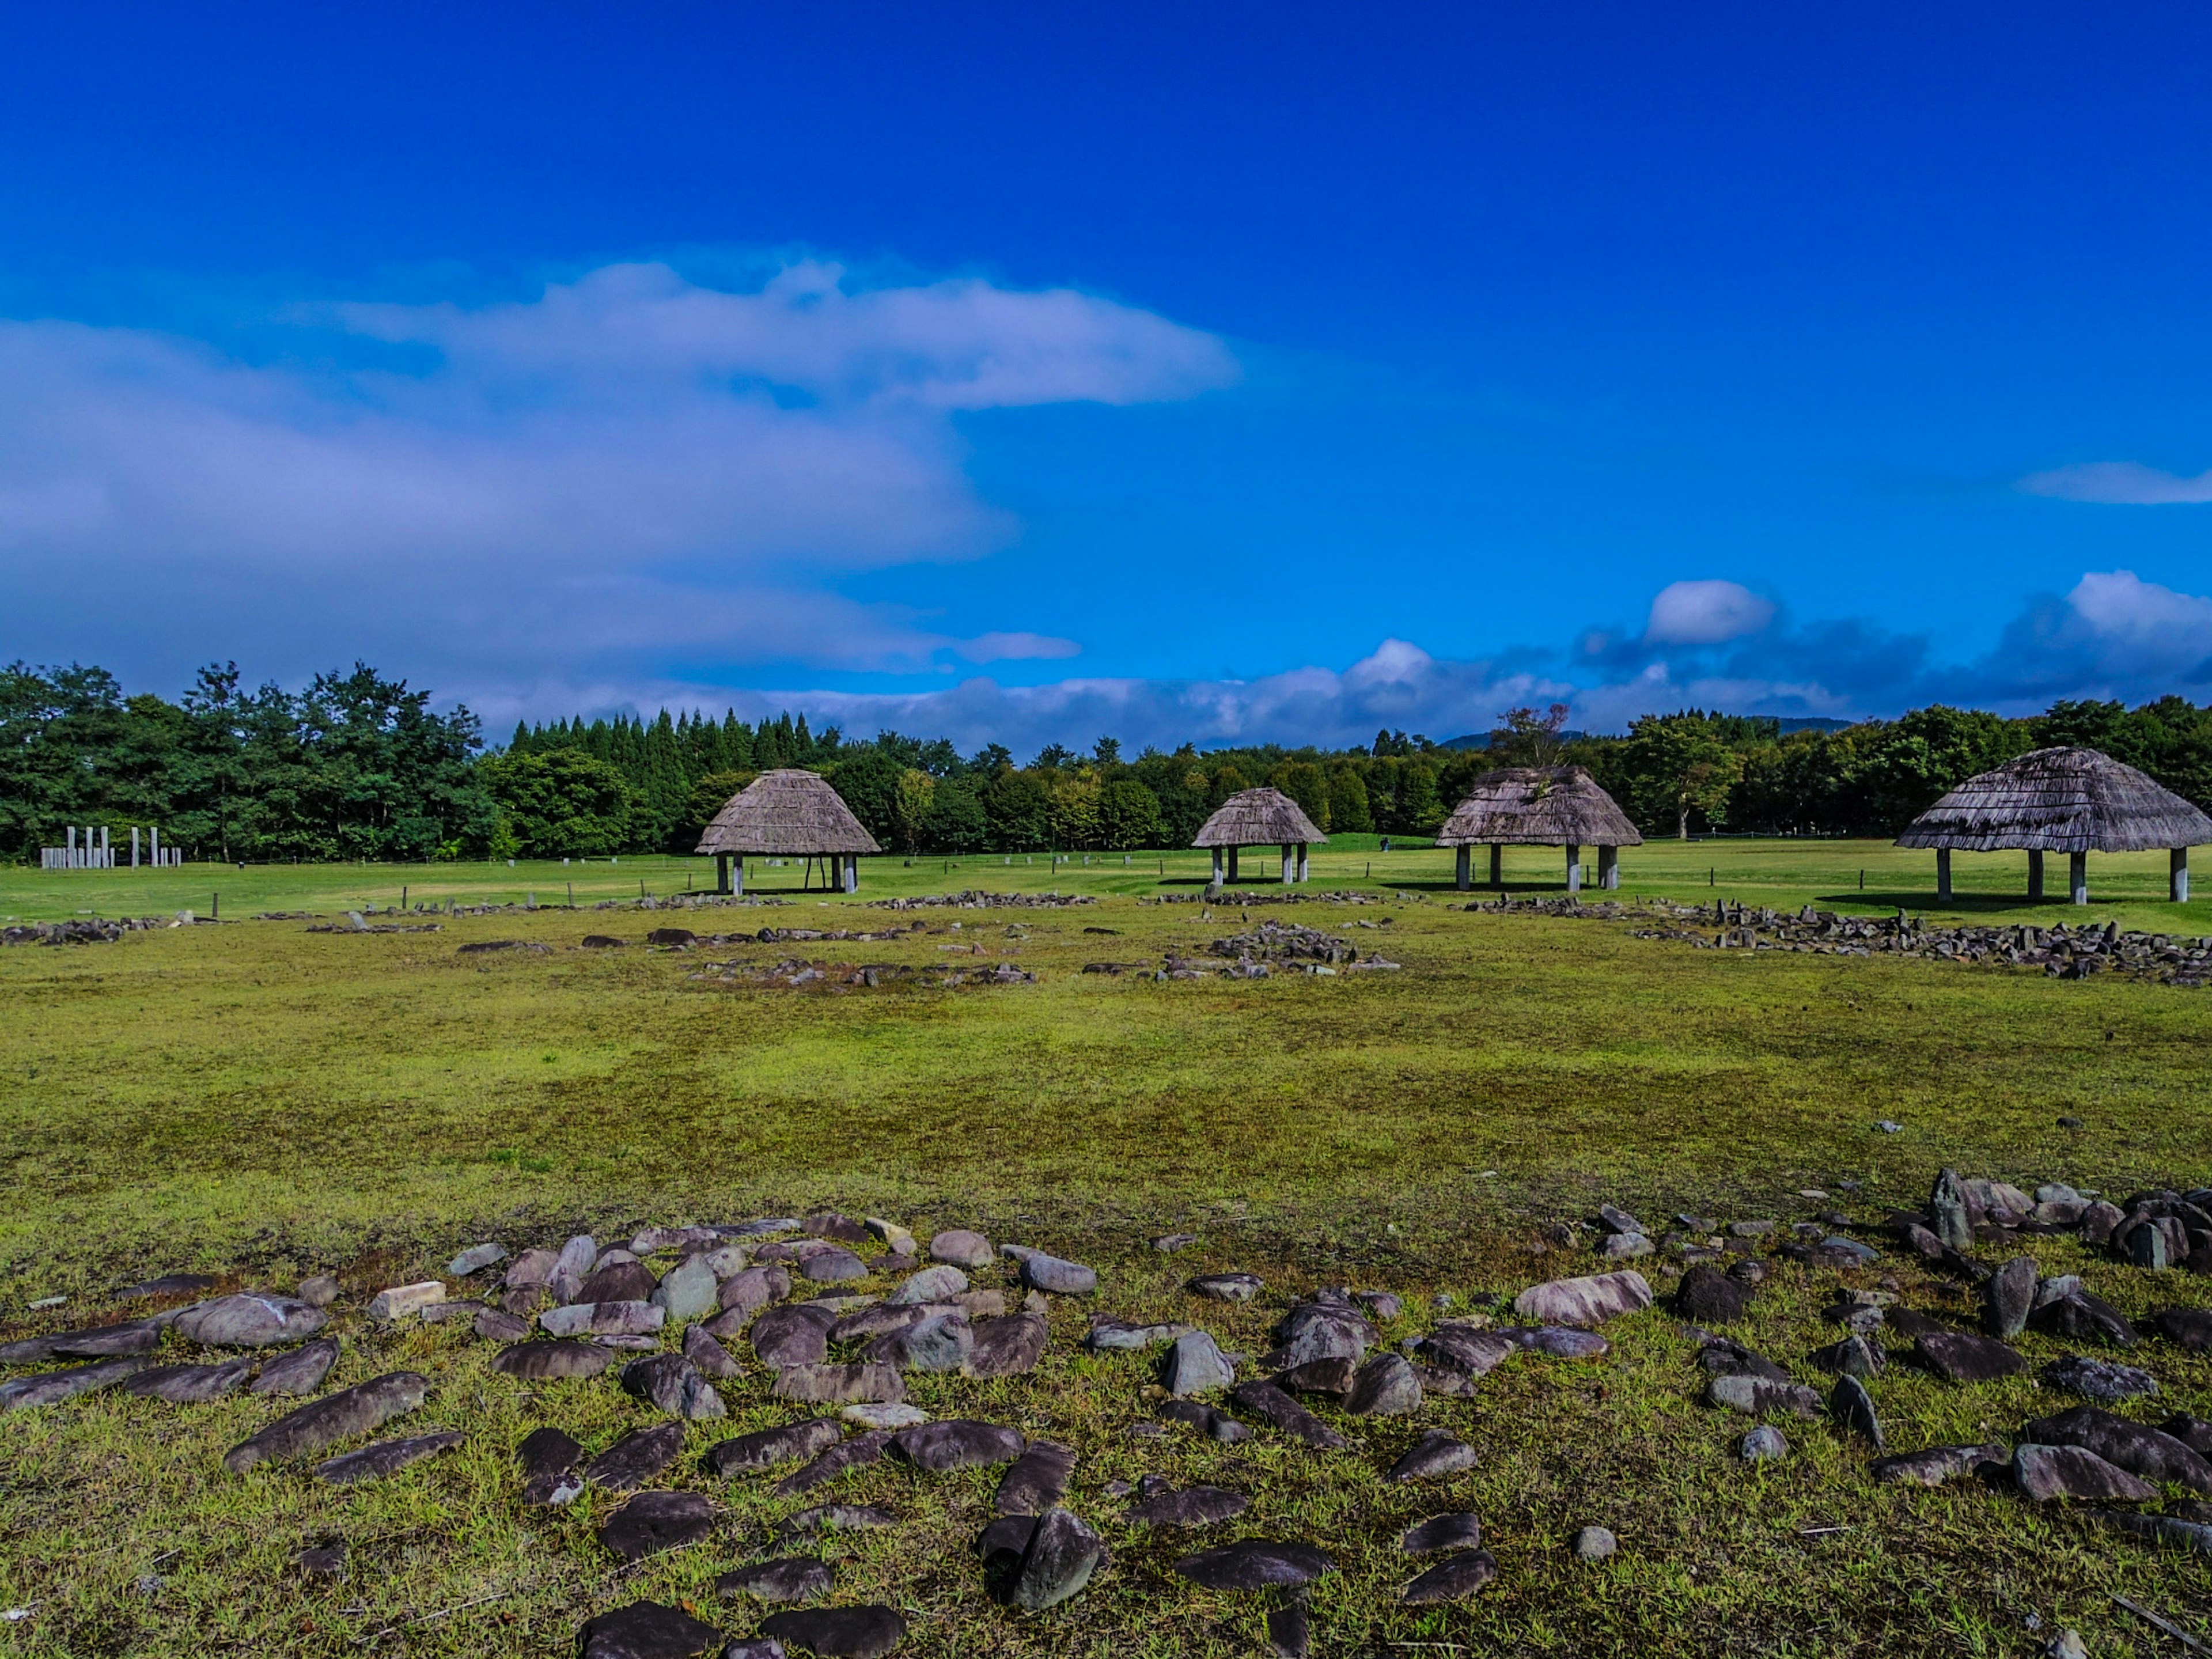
[1642,579,1775,645]
[0,260,1237,684]
[2017,461,2212,505]
[949,631,1082,663]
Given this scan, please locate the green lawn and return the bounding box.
[0,848,2207,1655]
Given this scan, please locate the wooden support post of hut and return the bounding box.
[1454,845,1472,890]
[694,769,881,895]
[1194,788,1327,886]
[1435,766,1642,897]
[1896,746,2212,907]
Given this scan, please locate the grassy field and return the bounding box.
[1,844,2209,1655]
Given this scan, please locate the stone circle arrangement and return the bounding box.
[6,1169,2212,1658]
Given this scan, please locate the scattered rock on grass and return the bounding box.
[585,1423,687,1491]
[1915,1331,2027,1384]
[577,1600,723,1659]
[1190,1273,1263,1302]
[995,1441,1076,1514]
[1402,1549,1498,1603]
[1128,1485,1250,1527]
[2022,1405,2212,1492]
[0,1356,146,1410]
[889,1418,1024,1472]
[1162,1331,1235,1396]
[316,1431,464,1484]
[122,1358,255,1404]
[519,1426,586,1505]
[600,1490,715,1560]
[1571,1525,1618,1560]
[1740,1427,1789,1462]
[1173,1540,1336,1591]
[1388,1428,1477,1482]
[490,1341,611,1382]
[175,1294,328,1349]
[622,1354,726,1421]
[757,1605,906,1658]
[1230,1380,1350,1450]
[1868,1443,2005,1486]
[1512,1271,1652,1328]
[2014,1442,2157,1502]
[704,1418,843,1475]
[2043,1354,2159,1403]
[1006,1507,1104,1610]
[224,1372,427,1472]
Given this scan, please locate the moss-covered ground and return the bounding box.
[1,848,2208,1655]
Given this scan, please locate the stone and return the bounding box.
[1173,1539,1336,1591]
[757,1605,906,1658]
[492,1340,613,1381]
[800,1248,868,1284]
[0,1319,163,1362]
[842,1402,926,1430]
[1810,1336,1885,1381]
[579,1262,659,1305]
[296,1275,340,1308]
[1984,1257,2037,1338]
[550,1235,599,1303]
[450,1243,507,1277]
[1600,1232,1654,1260]
[1728,1219,1775,1238]
[224,1372,427,1472]
[1084,1317,1190,1351]
[1401,1513,1482,1554]
[296,1542,346,1578]
[1930,1169,1976,1251]
[2014,1442,2158,1503]
[577,1600,722,1659]
[1740,1426,1789,1461]
[366,1282,446,1321]
[752,1305,838,1368]
[246,1337,337,1398]
[719,1266,791,1319]
[996,1441,1075,1514]
[1698,1339,1793,1385]
[1675,1265,1752,1324]
[475,1307,532,1342]
[1152,1232,1202,1253]
[707,1418,845,1475]
[928,1230,994,1270]
[1345,1353,1423,1415]
[2030,1293,2138,1347]
[2149,1307,2212,1352]
[870,1312,972,1373]
[2081,1201,2125,1245]
[174,1294,328,1349]
[316,1431,465,1484]
[505,1248,558,1289]
[540,1301,665,1339]
[721,1558,833,1603]
[0,1355,145,1410]
[888,1266,967,1305]
[832,1304,926,1342]
[2164,1412,2212,1455]
[1129,1484,1249,1526]
[117,1272,219,1301]
[601,1490,714,1561]
[1230,1380,1350,1450]
[1706,1374,1821,1417]
[1869,1443,2006,1486]
[1268,1302,1376,1369]
[651,1256,721,1321]
[1005,1507,1103,1611]
[1830,1375,1884,1449]
[804,1212,871,1244]
[1162,1330,1236,1396]
[1915,1331,2027,1384]
[774,1431,892,1498]
[2022,1404,2212,1494]
[519,1426,586,1505]
[683,1323,743,1380]
[1512,1271,1652,1329]
[622,1354,727,1421]
[1278,1355,1357,1395]
[122,1358,255,1403]
[1417,1325,1517,1377]
[586,1423,688,1490]
[890,1418,1024,1472]
[962,1312,1049,1380]
[1571,1525,1618,1560]
[1596,1202,1642,1235]
[1156,1399,1251,1442]
[774,1363,904,1406]
[1400,1549,1498,1604]
[1389,1428,1478,1482]
[1018,1253,1096,1296]
[2043,1354,2160,1403]
[1190,1272,1264,1302]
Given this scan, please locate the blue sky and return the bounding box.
[6,2,2212,748]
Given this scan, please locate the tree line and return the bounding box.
[5,657,2210,863]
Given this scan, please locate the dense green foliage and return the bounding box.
[10,657,2212,862]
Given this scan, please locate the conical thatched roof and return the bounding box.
[1435,766,1644,847]
[1895,747,2212,854]
[1193,787,1328,847]
[694,768,881,856]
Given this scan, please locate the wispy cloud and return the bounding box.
[2017,460,2212,505]
[0,259,1238,687]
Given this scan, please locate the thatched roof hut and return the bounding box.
[1434,765,1641,892]
[1193,787,1327,884]
[695,768,880,893]
[1895,747,2212,904]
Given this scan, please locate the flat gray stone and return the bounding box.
[1345,1353,1423,1415]
[600,1490,714,1560]
[773,1363,904,1406]
[891,1418,1024,1472]
[800,1247,868,1284]
[1190,1272,1264,1302]
[1401,1513,1482,1554]
[316,1431,465,1484]
[1162,1330,1235,1396]
[757,1605,906,1658]
[1128,1484,1249,1526]
[2014,1442,2157,1502]
[682,1323,743,1380]
[1870,1443,2006,1486]
[540,1301,664,1339]
[1388,1428,1478,1482]
[705,1418,844,1475]
[929,1230,994,1270]
[475,1307,532,1342]
[586,1423,687,1490]
[889,1266,968,1305]
[1017,1252,1096,1296]
[1229,1380,1349,1450]
[175,1294,328,1349]
[491,1340,612,1381]
[225,1372,427,1472]
[752,1304,838,1369]
[962,1312,1048,1379]
[1403,1552,1500,1604]
[995,1440,1075,1514]
[1173,1539,1336,1591]
[1513,1271,1652,1328]
[781,1503,897,1537]
[1005,1506,1103,1611]
[518,1425,586,1505]
[0,1356,145,1411]
[870,1311,971,1373]
[1740,1426,1789,1462]
[1706,1373,1821,1416]
[651,1256,721,1321]
[122,1358,255,1403]
[718,1556,833,1603]
[772,1430,892,1498]
[450,1242,507,1277]
[2043,1354,2160,1403]
[1915,1331,2026,1384]
[2022,1404,2212,1494]
[577,1600,721,1659]
[1572,1526,1618,1561]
